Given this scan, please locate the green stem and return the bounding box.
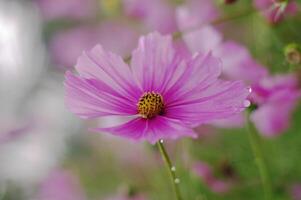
[157,140,183,200]
[245,112,273,200]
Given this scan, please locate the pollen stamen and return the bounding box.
[137,92,164,119]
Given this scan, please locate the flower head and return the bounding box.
[64,32,250,144]
[254,0,298,23]
[250,74,300,136]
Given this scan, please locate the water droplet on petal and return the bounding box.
[171,166,176,172]
[174,178,180,184]
[160,139,164,144]
[248,87,252,93]
[243,100,251,107]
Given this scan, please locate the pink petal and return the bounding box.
[254,0,298,23]
[92,118,148,141]
[130,32,178,92]
[251,89,299,136]
[75,45,141,100]
[145,116,197,144]
[163,52,222,103]
[176,0,219,31]
[183,26,223,54]
[165,80,250,126]
[214,41,268,83]
[93,116,196,144]
[64,72,138,118]
[123,0,177,34]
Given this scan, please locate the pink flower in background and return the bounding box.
[250,74,300,136]
[180,16,300,136]
[193,161,232,194]
[36,170,85,200]
[123,0,177,34]
[176,0,219,31]
[50,22,138,68]
[34,0,97,21]
[50,26,99,69]
[182,25,268,84]
[254,0,298,23]
[64,32,250,143]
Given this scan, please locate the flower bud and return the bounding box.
[284,43,301,65]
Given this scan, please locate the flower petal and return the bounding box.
[183,26,223,54]
[163,52,222,104]
[64,72,137,118]
[214,41,268,84]
[75,44,141,100]
[165,80,250,126]
[176,0,219,31]
[250,88,299,136]
[92,118,148,141]
[92,116,197,144]
[145,116,197,144]
[130,32,178,92]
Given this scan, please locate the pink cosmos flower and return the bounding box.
[250,74,300,136]
[34,0,97,21]
[254,0,298,23]
[64,32,250,144]
[193,161,232,194]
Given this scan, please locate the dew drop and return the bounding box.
[174,178,180,184]
[243,100,251,107]
[159,139,164,144]
[248,87,252,93]
[171,166,176,172]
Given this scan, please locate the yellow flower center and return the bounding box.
[137,92,164,119]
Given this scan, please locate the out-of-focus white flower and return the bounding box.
[0,0,46,117]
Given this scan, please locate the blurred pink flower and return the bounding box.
[193,161,232,194]
[181,20,300,136]
[34,0,97,21]
[254,0,298,23]
[123,0,177,33]
[182,25,268,84]
[176,0,219,31]
[36,170,85,200]
[290,183,301,200]
[250,74,300,136]
[50,26,98,69]
[50,22,138,68]
[64,32,250,143]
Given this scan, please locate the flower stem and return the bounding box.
[245,112,273,200]
[157,140,183,200]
